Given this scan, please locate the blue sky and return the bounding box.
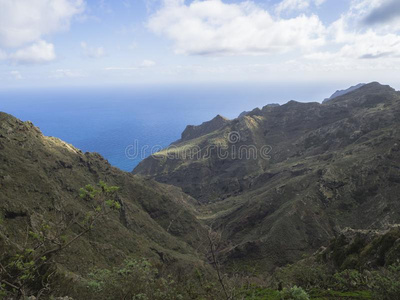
[1,0,400,88]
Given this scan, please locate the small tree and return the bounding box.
[202,226,247,300]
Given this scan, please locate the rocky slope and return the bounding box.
[133,82,400,271]
[0,112,208,287]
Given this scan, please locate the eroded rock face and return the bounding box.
[133,82,400,271]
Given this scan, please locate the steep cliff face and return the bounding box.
[0,112,207,280]
[179,114,230,142]
[133,82,400,271]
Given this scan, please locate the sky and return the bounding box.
[0,0,400,88]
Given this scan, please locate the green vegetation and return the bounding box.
[309,290,371,299]
[244,288,281,300]
[268,231,400,300]
[280,286,310,300]
[371,262,400,300]
[0,181,121,299]
[6,183,394,300]
[85,258,183,300]
[243,287,371,300]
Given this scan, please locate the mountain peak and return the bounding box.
[0,111,16,121]
[323,83,366,103]
[357,81,395,93]
[179,114,230,142]
[323,82,396,105]
[213,114,229,121]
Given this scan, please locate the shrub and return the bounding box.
[371,262,400,300]
[274,260,330,290]
[332,269,369,291]
[279,286,310,300]
[86,258,184,300]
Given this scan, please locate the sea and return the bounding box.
[0,82,346,172]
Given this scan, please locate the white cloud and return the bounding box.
[50,69,84,78]
[75,13,101,23]
[105,60,156,71]
[0,0,84,48]
[10,70,23,80]
[148,0,326,56]
[0,0,83,65]
[275,0,326,15]
[363,0,400,26]
[304,0,400,62]
[9,40,56,64]
[81,42,106,58]
[140,60,156,67]
[324,0,400,39]
[307,31,400,61]
[276,0,309,14]
[145,0,400,80]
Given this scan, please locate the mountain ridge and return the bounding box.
[322,83,366,103]
[133,82,400,271]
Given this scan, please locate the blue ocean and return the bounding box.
[0,83,342,171]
